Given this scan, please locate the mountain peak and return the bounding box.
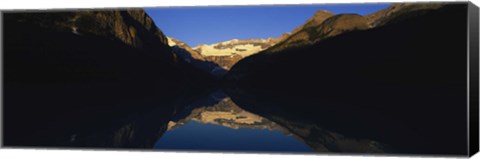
[166,36,178,46]
[193,37,282,57]
[191,37,286,70]
[290,10,335,35]
[314,10,334,16]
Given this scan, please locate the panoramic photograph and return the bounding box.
[2,2,477,156]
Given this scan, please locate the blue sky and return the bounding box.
[145,3,391,47]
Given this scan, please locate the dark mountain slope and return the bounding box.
[265,3,444,54]
[228,4,468,155]
[269,14,370,54]
[291,10,335,35]
[3,10,214,146]
[4,10,184,86]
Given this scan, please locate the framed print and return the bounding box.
[1,1,479,157]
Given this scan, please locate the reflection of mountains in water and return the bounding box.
[165,90,389,153]
[167,91,282,131]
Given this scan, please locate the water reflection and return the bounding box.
[155,92,311,152]
[153,90,388,153]
[5,86,390,153]
[166,94,279,131]
[155,121,312,152]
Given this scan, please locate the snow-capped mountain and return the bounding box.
[192,34,290,69]
[193,38,281,57]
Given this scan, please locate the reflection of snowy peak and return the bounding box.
[167,97,285,132]
[165,93,387,153]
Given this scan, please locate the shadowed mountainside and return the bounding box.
[3,9,216,146]
[366,3,444,27]
[264,3,445,54]
[264,10,334,53]
[227,3,468,155]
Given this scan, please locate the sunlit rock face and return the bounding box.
[263,11,373,54]
[167,37,205,61]
[255,4,444,55]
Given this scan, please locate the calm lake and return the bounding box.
[151,90,388,153]
[4,86,457,154]
[153,91,313,152]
